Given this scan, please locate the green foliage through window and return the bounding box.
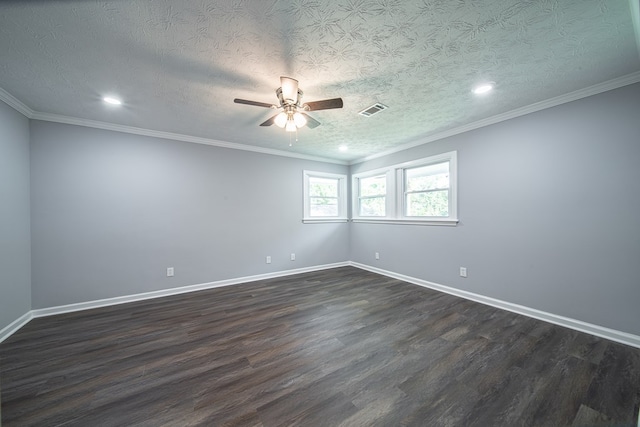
[309,177,339,217]
[358,175,386,216]
[405,162,450,217]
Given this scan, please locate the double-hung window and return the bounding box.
[303,171,348,223]
[352,151,458,225]
[404,161,451,217]
[358,174,387,216]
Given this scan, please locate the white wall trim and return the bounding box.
[0,87,34,118]
[0,311,34,344]
[29,262,349,319]
[1,263,347,342]
[28,112,348,165]
[3,73,640,167]
[3,261,639,350]
[351,71,640,164]
[350,262,640,349]
[0,87,346,165]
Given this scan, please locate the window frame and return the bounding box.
[303,170,348,223]
[352,151,458,226]
[352,169,394,219]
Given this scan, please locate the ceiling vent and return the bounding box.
[358,103,388,117]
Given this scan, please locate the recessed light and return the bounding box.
[103,96,122,105]
[339,145,348,152]
[473,83,494,95]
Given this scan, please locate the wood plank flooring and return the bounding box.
[2,266,639,426]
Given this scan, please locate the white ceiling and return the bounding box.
[1,0,639,163]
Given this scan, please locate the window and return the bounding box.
[358,174,386,216]
[404,162,450,217]
[303,171,348,223]
[352,151,457,225]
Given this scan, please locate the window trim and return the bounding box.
[303,170,348,223]
[354,170,393,218]
[352,151,458,226]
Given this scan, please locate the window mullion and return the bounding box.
[393,168,402,219]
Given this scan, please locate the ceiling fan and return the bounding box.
[234,76,343,132]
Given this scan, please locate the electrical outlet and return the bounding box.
[266,256,271,264]
[167,267,174,277]
[460,267,467,278]
[375,252,380,260]
[290,253,296,261]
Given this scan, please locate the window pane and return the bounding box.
[360,175,386,197]
[406,191,449,217]
[406,162,449,192]
[310,197,338,216]
[359,197,385,216]
[309,177,338,198]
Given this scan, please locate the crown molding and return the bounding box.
[351,71,640,165]
[0,87,34,118]
[29,111,349,165]
[0,86,347,165]
[3,72,639,167]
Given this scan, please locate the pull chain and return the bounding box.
[288,128,299,147]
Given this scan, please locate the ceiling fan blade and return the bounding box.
[301,113,321,129]
[280,76,299,103]
[234,98,277,109]
[259,114,278,126]
[303,98,343,111]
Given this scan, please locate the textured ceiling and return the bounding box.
[1,0,639,162]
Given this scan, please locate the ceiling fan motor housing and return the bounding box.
[276,87,303,107]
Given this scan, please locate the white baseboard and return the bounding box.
[3,261,639,350]
[30,262,350,318]
[1,262,348,342]
[0,311,33,344]
[350,262,640,349]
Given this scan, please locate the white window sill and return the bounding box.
[302,218,349,224]
[351,218,459,226]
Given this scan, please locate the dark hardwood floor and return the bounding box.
[2,266,639,426]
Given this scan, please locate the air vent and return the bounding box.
[358,103,388,117]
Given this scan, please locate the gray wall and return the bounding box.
[0,101,31,332]
[350,83,640,336]
[6,82,640,339]
[30,121,349,308]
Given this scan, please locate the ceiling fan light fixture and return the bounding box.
[274,112,288,128]
[293,112,307,128]
[285,119,297,132]
[234,76,344,134]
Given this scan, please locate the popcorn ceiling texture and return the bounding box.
[0,0,638,160]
